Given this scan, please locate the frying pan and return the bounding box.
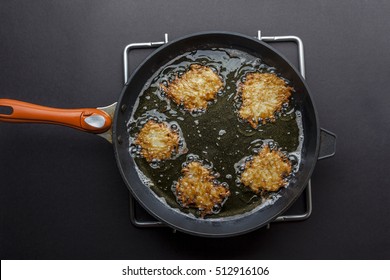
[0,32,336,237]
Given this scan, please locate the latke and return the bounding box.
[161,64,223,111]
[174,161,230,217]
[134,120,179,162]
[238,72,292,128]
[240,146,292,193]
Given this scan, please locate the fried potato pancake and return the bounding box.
[238,72,292,128]
[175,161,230,216]
[135,120,179,162]
[161,64,223,111]
[240,146,292,193]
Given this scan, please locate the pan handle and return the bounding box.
[318,128,336,160]
[0,99,112,134]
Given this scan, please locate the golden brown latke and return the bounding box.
[160,64,223,111]
[238,72,292,128]
[134,120,179,162]
[240,146,292,193]
[175,161,230,217]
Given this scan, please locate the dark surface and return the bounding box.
[0,0,389,259]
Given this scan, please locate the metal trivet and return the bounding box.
[124,31,312,229]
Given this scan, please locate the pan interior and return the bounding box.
[126,47,304,219]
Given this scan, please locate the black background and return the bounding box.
[1,0,389,259]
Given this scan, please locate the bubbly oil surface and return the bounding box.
[127,48,304,218]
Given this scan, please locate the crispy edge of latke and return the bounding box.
[134,120,179,162]
[175,161,230,217]
[160,64,223,111]
[240,146,292,193]
[238,72,292,128]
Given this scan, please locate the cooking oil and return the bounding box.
[127,48,304,218]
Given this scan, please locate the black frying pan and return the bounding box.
[0,32,336,237]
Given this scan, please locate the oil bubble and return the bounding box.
[268,141,276,149]
[212,204,221,213]
[186,154,196,161]
[150,159,161,169]
[238,126,257,136]
[288,155,299,166]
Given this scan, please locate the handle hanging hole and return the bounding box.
[0,105,13,115]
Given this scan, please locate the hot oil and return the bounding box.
[127,48,304,218]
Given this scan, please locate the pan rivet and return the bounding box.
[117,135,123,144]
[121,104,127,112]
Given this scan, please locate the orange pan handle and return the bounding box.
[0,99,112,134]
